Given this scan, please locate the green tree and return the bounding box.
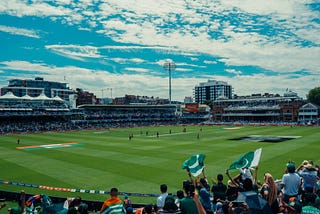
[307,87,320,106]
[204,100,214,109]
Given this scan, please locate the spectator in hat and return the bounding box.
[100,187,126,214]
[298,161,319,193]
[281,163,302,203]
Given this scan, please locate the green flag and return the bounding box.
[182,154,206,176]
[229,148,262,170]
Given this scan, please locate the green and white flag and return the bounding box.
[228,148,262,170]
[182,154,206,177]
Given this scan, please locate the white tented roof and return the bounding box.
[0,92,19,99]
[33,92,51,100]
[21,94,34,100]
[52,96,64,102]
[0,92,66,102]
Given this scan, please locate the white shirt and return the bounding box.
[282,172,301,196]
[157,193,168,208]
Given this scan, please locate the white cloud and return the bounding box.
[0,1,72,17]
[222,0,310,17]
[94,1,319,74]
[225,69,242,75]
[295,28,320,45]
[0,0,319,100]
[203,60,217,65]
[125,67,149,73]
[175,68,193,72]
[45,45,100,60]
[108,57,146,64]
[0,25,40,38]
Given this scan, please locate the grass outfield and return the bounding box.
[0,125,319,205]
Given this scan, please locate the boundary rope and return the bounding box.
[0,180,161,197]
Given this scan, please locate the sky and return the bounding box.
[0,0,319,101]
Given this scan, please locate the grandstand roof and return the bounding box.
[0,92,64,102]
[22,94,33,100]
[300,102,320,109]
[33,92,51,100]
[0,92,19,99]
[52,96,64,102]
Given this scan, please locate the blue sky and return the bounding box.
[0,0,319,101]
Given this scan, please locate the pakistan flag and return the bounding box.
[229,148,262,170]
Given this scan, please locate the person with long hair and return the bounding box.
[260,173,279,213]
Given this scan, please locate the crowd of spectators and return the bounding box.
[6,160,319,214]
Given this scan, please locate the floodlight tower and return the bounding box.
[163,59,176,104]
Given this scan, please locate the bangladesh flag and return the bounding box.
[228,148,262,170]
[182,154,206,177]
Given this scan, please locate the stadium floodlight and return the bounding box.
[163,59,176,104]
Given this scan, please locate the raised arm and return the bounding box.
[226,169,240,187]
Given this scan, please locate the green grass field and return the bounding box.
[0,125,319,207]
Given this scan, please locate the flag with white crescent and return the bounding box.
[228,148,262,170]
[182,154,206,177]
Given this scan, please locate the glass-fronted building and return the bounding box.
[0,77,74,101]
[194,80,233,104]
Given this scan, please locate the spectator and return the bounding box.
[7,190,25,214]
[225,179,240,202]
[156,184,168,211]
[301,191,320,214]
[179,180,199,214]
[77,203,89,214]
[157,195,181,214]
[175,190,184,208]
[196,177,212,214]
[211,174,227,213]
[281,163,302,203]
[135,204,155,214]
[67,197,89,214]
[187,169,211,213]
[100,187,126,214]
[211,174,227,203]
[260,173,279,213]
[280,196,302,214]
[124,194,133,214]
[297,161,319,193]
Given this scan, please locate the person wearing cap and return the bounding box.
[100,187,126,214]
[281,163,302,203]
[298,161,319,193]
